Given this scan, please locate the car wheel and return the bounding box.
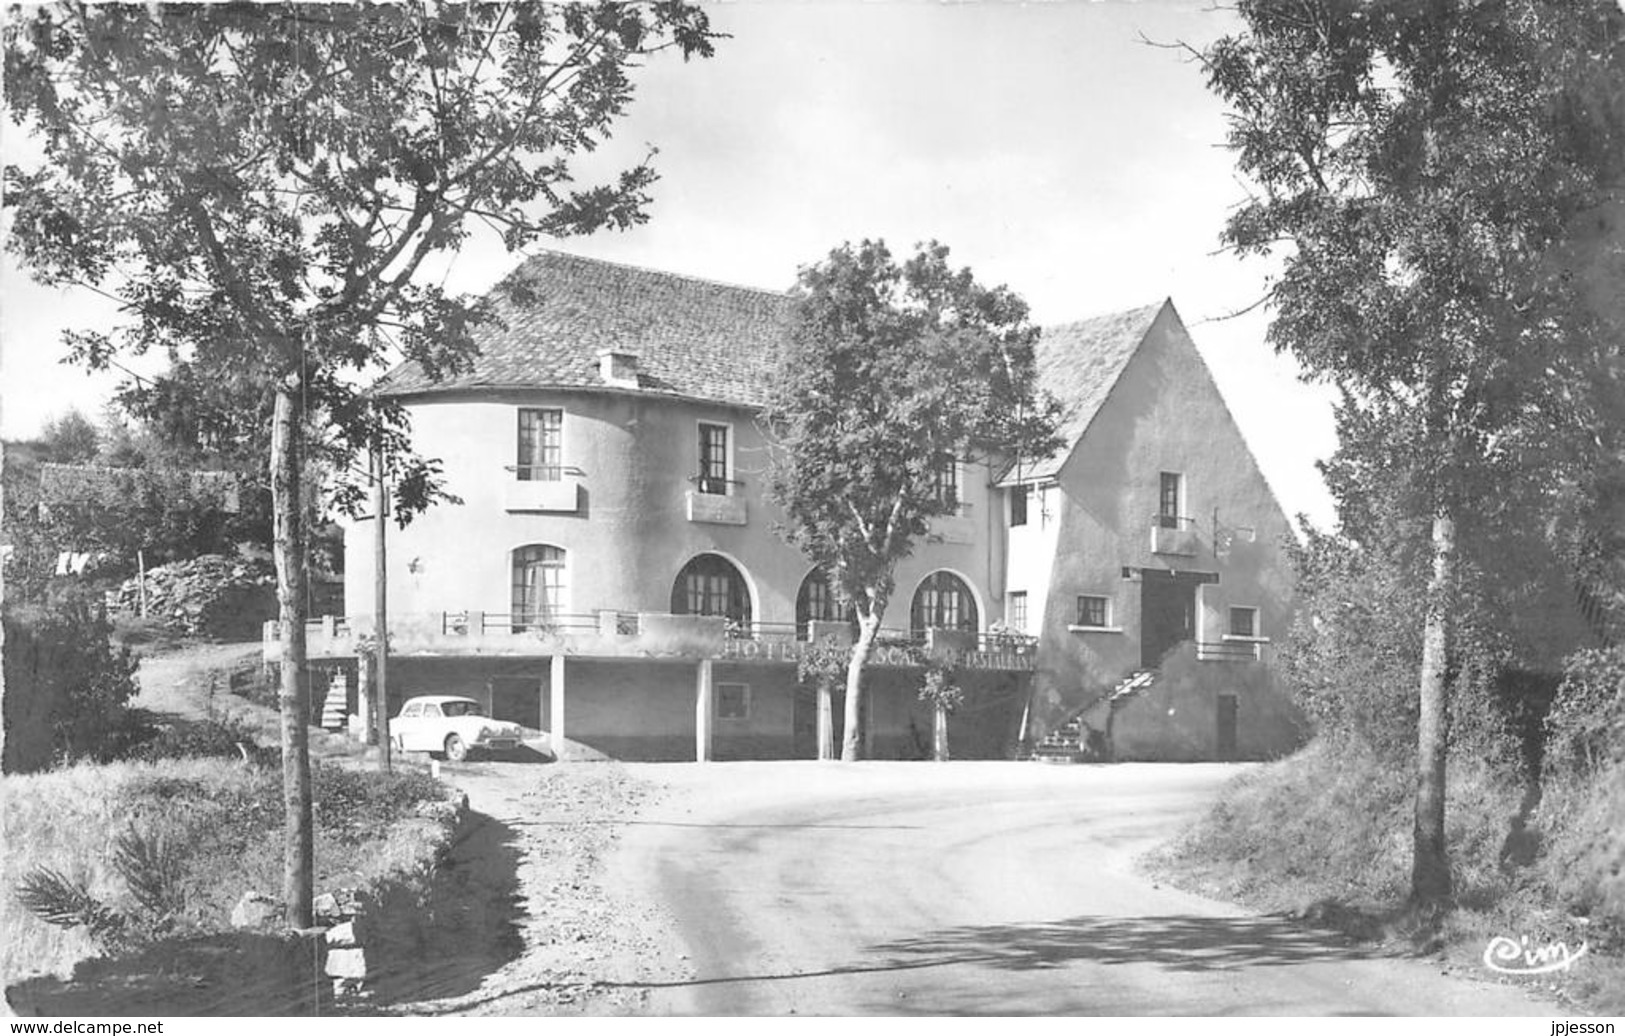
[444,734,468,763]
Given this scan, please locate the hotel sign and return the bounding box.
[719,637,1035,672]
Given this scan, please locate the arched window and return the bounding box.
[671,554,752,628]
[512,545,566,630]
[795,568,849,640]
[910,571,979,636]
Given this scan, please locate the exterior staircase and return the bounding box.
[1029,669,1157,763]
[319,671,349,731]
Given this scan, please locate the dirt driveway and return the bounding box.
[415,760,1561,1017]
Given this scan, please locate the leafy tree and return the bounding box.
[766,240,1060,761]
[39,410,100,464]
[1202,0,1625,910]
[4,1,715,925]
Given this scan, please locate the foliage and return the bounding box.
[2,756,459,981]
[1204,0,1625,909]
[38,410,100,464]
[5,0,716,923]
[765,240,1060,758]
[1545,647,1625,782]
[4,0,719,523]
[310,763,448,846]
[123,716,264,764]
[1282,524,1527,770]
[3,596,141,771]
[768,240,1060,612]
[918,660,964,713]
[15,826,185,952]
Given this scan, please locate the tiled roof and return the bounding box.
[378,252,1169,480]
[377,251,792,407]
[1001,300,1168,483]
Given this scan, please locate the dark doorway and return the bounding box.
[491,675,545,730]
[1140,571,1200,668]
[1217,693,1239,761]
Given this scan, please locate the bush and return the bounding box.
[122,716,262,763]
[3,596,140,773]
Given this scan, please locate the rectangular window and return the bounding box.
[1077,595,1109,628]
[517,408,563,481]
[932,455,960,511]
[1008,591,1028,633]
[1159,472,1183,528]
[716,682,750,720]
[698,422,731,495]
[1229,606,1259,638]
[1010,486,1028,527]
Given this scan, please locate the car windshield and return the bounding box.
[440,700,485,718]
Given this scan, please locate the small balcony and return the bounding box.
[686,476,747,525]
[1150,514,1199,556]
[504,466,583,513]
[925,502,975,545]
[1196,639,1265,663]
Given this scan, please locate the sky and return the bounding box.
[0,0,1340,528]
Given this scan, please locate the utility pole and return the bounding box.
[373,452,392,774]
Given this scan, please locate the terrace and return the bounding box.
[264,611,1038,671]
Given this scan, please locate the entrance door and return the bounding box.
[1140,572,1197,668]
[1217,693,1239,761]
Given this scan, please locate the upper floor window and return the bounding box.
[672,553,753,628]
[1008,591,1028,633]
[1229,606,1259,638]
[512,544,566,630]
[1010,486,1028,527]
[698,422,732,496]
[1158,471,1184,528]
[910,570,979,635]
[516,408,563,482]
[931,455,960,511]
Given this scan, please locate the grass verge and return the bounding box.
[2,755,457,987]
[1146,739,1625,1014]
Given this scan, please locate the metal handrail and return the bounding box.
[1196,640,1261,662]
[504,464,586,481]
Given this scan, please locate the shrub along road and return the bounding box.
[604,762,1562,1016]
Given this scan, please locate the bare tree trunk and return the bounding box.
[1411,508,1455,912]
[843,609,882,761]
[272,381,313,929]
[817,679,834,760]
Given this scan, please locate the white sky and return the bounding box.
[0,0,1339,528]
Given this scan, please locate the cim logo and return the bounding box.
[1482,934,1588,975]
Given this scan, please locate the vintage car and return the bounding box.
[389,695,524,761]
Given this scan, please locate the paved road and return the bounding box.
[612,761,1558,1016]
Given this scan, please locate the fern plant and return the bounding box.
[14,868,130,950]
[15,824,186,952]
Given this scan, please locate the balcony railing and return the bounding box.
[505,464,586,482]
[1196,639,1262,662]
[268,611,1038,671]
[503,465,584,512]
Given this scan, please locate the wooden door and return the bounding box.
[1217,694,1239,761]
